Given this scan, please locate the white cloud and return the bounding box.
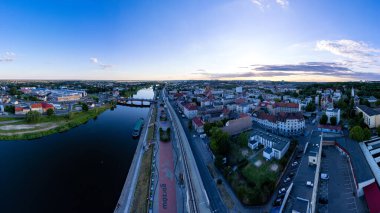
[251,0,264,9]
[90,57,112,69]
[0,52,16,62]
[90,57,98,64]
[250,0,289,9]
[276,0,289,8]
[316,39,380,64]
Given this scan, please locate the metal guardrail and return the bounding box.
[164,96,199,213]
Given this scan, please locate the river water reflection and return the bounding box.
[0,88,154,213]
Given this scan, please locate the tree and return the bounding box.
[9,87,18,96]
[320,114,328,125]
[67,112,74,120]
[4,105,15,114]
[210,127,230,156]
[82,103,89,112]
[349,126,364,141]
[92,96,99,103]
[26,111,41,123]
[305,102,316,112]
[237,132,249,147]
[363,128,371,141]
[46,108,54,117]
[330,116,337,126]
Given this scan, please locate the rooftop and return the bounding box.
[250,128,290,151]
[357,105,380,116]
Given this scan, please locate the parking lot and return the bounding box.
[318,146,367,213]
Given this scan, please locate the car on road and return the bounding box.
[289,172,295,178]
[278,187,286,194]
[291,161,298,166]
[321,173,329,180]
[306,181,314,187]
[283,177,291,183]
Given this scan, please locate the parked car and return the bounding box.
[292,161,298,166]
[289,172,295,178]
[273,198,283,207]
[306,181,314,187]
[278,187,286,194]
[284,177,291,183]
[321,173,329,180]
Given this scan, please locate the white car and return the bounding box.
[306,181,314,187]
[292,161,298,166]
[278,187,286,194]
[321,173,329,180]
[283,177,291,183]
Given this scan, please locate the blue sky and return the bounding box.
[1,0,379,81]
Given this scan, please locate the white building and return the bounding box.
[236,87,243,93]
[248,129,290,160]
[325,107,341,124]
[236,103,251,113]
[356,105,380,128]
[253,111,305,136]
[183,103,198,119]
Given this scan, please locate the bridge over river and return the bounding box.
[117,98,156,107]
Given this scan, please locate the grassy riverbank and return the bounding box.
[0,105,110,140]
[131,105,156,211]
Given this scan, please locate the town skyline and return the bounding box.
[1,0,380,81]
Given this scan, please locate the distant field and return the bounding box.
[0,105,109,140]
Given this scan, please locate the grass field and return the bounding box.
[131,105,156,212]
[0,105,109,140]
[226,152,280,205]
[131,146,153,212]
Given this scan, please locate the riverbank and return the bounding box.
[0,105,110,140]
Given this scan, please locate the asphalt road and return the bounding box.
[170,101,228,213]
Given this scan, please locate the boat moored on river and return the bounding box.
[132,118,144,138]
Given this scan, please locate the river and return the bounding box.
[0,87,154,213]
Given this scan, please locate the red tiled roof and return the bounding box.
[192,117,204,127]
[184,103,197,111]
[277,112,304,122]
[274,102,299,108]
[235,98,245,104]
[15,107,23,112]
[257,111,276,122]
[174,93,184,98]
[41,102,54,109]
[364,182,380,213]
[257,111,304,123]
[31,103,42,108]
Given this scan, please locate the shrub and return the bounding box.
[26,111,41,123]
